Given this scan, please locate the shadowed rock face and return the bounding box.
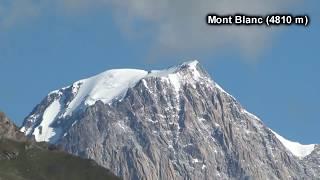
[22,61,320,180]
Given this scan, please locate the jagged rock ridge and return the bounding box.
[22,60,320,180]
[0,112,27,141]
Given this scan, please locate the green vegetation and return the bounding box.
[0,139,120,180]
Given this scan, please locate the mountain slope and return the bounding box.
[0,112,120,180]
[22,60,319,180]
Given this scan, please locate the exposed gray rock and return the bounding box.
[22,61,320,180]
[303,145,320,177]
[0,112,27,141]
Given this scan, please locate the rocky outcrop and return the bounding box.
[0,112,27,141]
[0,112,120,180]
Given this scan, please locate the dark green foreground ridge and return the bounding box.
[0,112,120,180]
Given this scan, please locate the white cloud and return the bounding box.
[0,0,298,58]
[0,0,44,28]
[105,0,296,58]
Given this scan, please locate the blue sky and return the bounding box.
[0,1,319,143]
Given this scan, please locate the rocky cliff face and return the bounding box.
[22,61,320,180]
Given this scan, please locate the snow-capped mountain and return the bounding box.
[21,60,319,180]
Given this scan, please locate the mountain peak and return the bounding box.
[172,60,200,73]
[179,60,199,69]
[59,60,205,115]
[22,60,209,142]
[21,60,320,179]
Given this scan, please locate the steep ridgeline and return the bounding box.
[0,112,120,180]
[21,61,319,180]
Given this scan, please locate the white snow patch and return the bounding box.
[20,127,26,133]
[117,122,127,131]
[168,74,181,93]
[201,164,207,170]
[63,69,148,117]
[71,120,77,127]
[147,118,158,124]
[33,99,62,142]
[141,79,149,90]
[214,123,220,127]
[21,114,40,135]
[192,158,200,163]
[270,129,315,158]
[198,118,206,122]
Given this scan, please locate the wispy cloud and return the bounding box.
[106,0,297,59]
[0,0,44,29]
[0,0,298,58]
